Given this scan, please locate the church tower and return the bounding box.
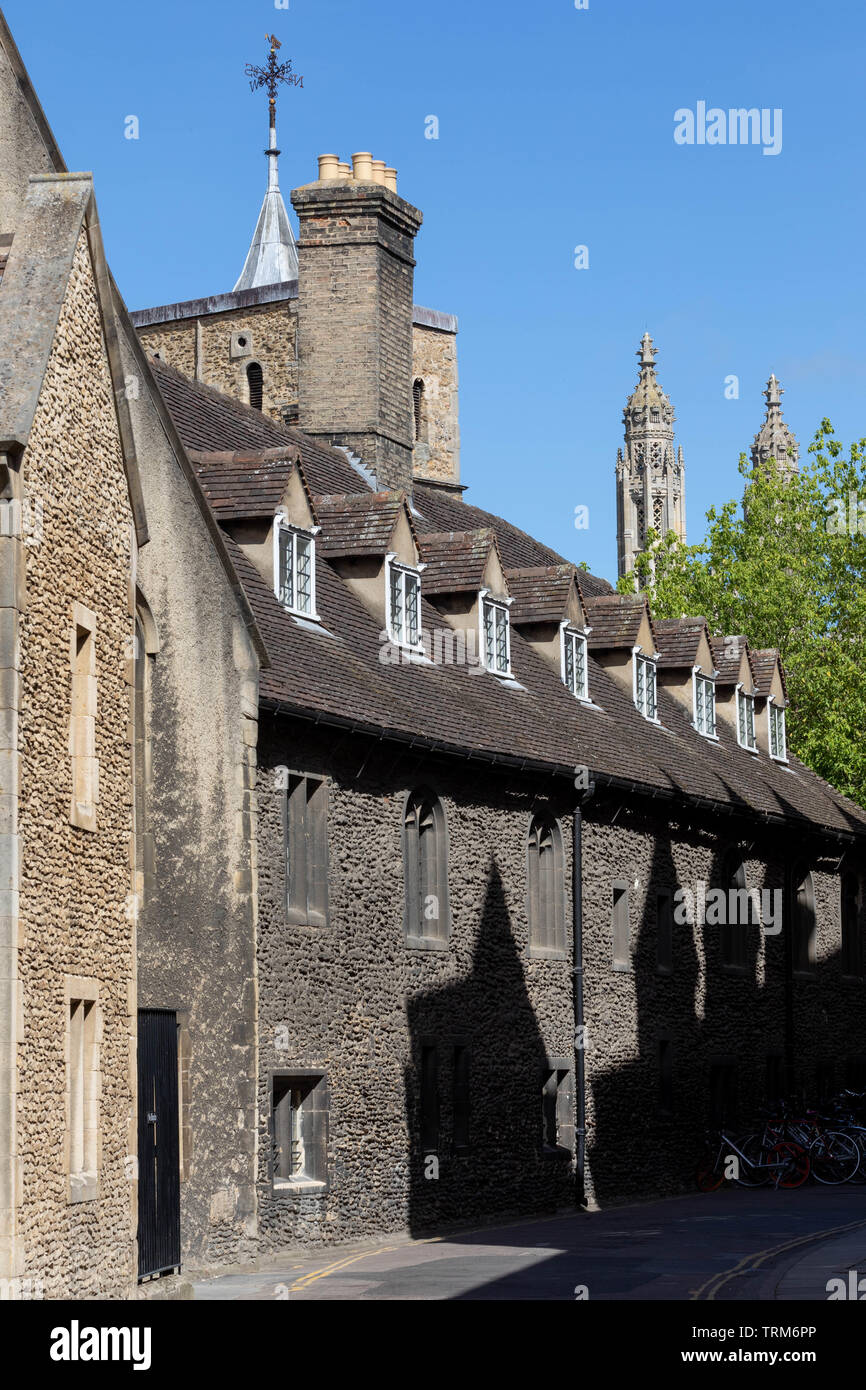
[616,333,686,580]
[750,374,799,481]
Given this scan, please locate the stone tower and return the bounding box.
[616,333,686,580]
[750,374,799,481]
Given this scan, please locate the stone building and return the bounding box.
[751,373,800,481]
[1,8,865,1297]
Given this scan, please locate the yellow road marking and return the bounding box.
[290,1234,444,1294]
[690,1214,866,1300]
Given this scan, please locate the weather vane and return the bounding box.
[245,34,304,132]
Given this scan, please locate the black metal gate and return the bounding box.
[137,1009,181,1279]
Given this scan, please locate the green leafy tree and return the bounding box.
[617,422,866,807]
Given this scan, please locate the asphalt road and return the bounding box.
[192,1186,866,1301]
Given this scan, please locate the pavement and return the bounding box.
[191,1185,866,1301]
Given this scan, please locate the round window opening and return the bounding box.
[238,336,247,348]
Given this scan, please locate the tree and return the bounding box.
[617,422,866,807]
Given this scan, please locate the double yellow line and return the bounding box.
[691,1214,866,1300]
[290,1235,444,1295]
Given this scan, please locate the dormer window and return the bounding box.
[275,519,317,617]
[769,701,787,761]
[634,652,657,721]
[693,671,716,738]
[562,626,589,701]
[482,596,511,677]
[387,556,422,648]
[737,686,757,752]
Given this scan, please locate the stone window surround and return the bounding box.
[69,601,98,832]
[526,812,567,959]
[402,787,451,950]
[64,975,101,1204]
[270,1069,329,1195]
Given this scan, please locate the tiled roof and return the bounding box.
[149,361,866,839]
[151,357,366,496]
[418,529,499,595]
[191,449,299,519]
[585,594,653,650]
[313,492,414,558]
[654,617,711,669]
[711,634,755,688]
[506,565,582,624]
[751,648,788,702]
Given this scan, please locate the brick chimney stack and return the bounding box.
[291,155,423,493]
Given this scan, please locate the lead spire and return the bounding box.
[234,35,304,292]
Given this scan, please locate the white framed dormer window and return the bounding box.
[693,669,717,738]
[386,554,423,649]
[769,700,787,762]
[481,593,511,677]
[561,624,589,701]
[633,650,658,722]
[736,685,757,752]
[275,515,319,618]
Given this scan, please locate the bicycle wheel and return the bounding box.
[733,1133,772,1188]
[696,1152,725,1192]
[767,1141,810,1189]
[810,1131,860,1185]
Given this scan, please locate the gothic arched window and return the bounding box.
[412,378,425,442]
[792,866,817,975]
[527,815,565,955]
[403,790,450,946]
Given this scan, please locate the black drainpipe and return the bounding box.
[573,778,595,1207]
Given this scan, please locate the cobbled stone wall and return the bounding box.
[16,230,136,1297]
[411,323,460,485]
[137,300,297,425]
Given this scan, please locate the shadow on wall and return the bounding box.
[588,835,854,1207]
[404,860,577,1236]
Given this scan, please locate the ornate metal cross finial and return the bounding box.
[245,33,303,130]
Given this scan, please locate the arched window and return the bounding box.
[247,361,264,411]
[403,790,450,946]
[720,856,754,971]
[527,815,565,955]
[792,866,817,975]
[412,378,425,442]
[842,871,862,978]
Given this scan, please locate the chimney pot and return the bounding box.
[371,159,387,186]
[384,167,398,193]
[317,154,341,182]
[351,151,374,183]
[337,161,353,179]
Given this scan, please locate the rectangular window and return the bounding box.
[634,655,657,720]
[737,689,757,751]
[272,1073,328,1188]
[656,889,673,974]
[452,1045,470,1154]
[420,1044,439,1155]
[277,525,316,617]
[70,603,98,831]
[388,558,421,647]
[769,702,786,760]
[709,1061,738,1127]
[612,880,630,970]
[562,627,589,700]
[541,1062,575,1156]
[67,987,99,1203]
[694,673,716,737]
[483,597,511,676]
[284,773,329,926]
[658,1039,674,1116]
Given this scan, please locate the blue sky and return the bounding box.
[5,0,865,582]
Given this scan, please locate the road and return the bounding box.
[192,1186,866,1300]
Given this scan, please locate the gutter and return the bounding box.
[573,779,595,1207]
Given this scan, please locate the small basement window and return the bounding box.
[737,686,757,751]
[275,520,317,617]
[272,1073,328,1189]
[482,596,511,676]
[387,556,422,648]
[562,626,589,701]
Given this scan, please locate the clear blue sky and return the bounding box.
[5,0,865,582]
